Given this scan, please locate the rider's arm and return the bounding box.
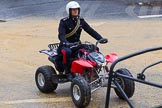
[82,18,103,40]
[58,19,69,43]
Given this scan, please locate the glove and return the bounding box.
[99,38,108,44]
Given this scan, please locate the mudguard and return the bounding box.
[39,49,58,56]
[71,59,93,74]
[105,53,118,63]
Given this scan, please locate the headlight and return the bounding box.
[89,52,105,63]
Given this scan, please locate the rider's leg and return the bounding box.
[61,47,72,73]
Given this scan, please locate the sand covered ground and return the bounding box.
[0,18,162,108]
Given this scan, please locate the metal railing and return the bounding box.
[105,46,162,108]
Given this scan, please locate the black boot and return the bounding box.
[64,66,70,74]
[64,66,73,81]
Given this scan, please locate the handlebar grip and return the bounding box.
[99,38,108,44]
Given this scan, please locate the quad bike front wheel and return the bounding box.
[114,68,135,99]
[35,65,58,93]
[71,76,91,108]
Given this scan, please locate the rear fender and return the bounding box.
[71,59,93,74]
[39,49,58,56]
[105,53,118,63]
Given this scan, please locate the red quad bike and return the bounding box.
[35,38,135,108]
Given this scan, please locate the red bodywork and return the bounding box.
[105,53,118,63]
[71,53,118,74]
[71,60,93,74]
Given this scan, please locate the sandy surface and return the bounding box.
[0,18,162,108]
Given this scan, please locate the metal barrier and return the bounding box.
[105,46,162,108]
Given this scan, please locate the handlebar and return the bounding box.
[64,38,108,48]
[48,39,108,50]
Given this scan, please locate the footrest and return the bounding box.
[52,74,69,83]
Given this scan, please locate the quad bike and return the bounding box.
[35,38,135,108]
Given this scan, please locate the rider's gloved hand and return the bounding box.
[63,41,81,48]
[99,38,108,44]
[62,42,70,47]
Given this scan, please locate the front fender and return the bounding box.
[105,53,118,63]
[71,59,93,74]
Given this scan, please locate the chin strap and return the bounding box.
[65,17,80,38]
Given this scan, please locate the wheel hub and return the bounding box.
[116,78,125,89]
[37,73,45,87]
[73,85,81,101]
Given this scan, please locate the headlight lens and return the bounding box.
[89,52,105,64]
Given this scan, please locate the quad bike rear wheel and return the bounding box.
[35,65,58,93]
[71,76,91,108]
[114,68,135,99]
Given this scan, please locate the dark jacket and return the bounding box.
[58,17,103,44]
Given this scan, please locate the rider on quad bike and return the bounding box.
[58,1,107,79]
[35,1,136,108]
